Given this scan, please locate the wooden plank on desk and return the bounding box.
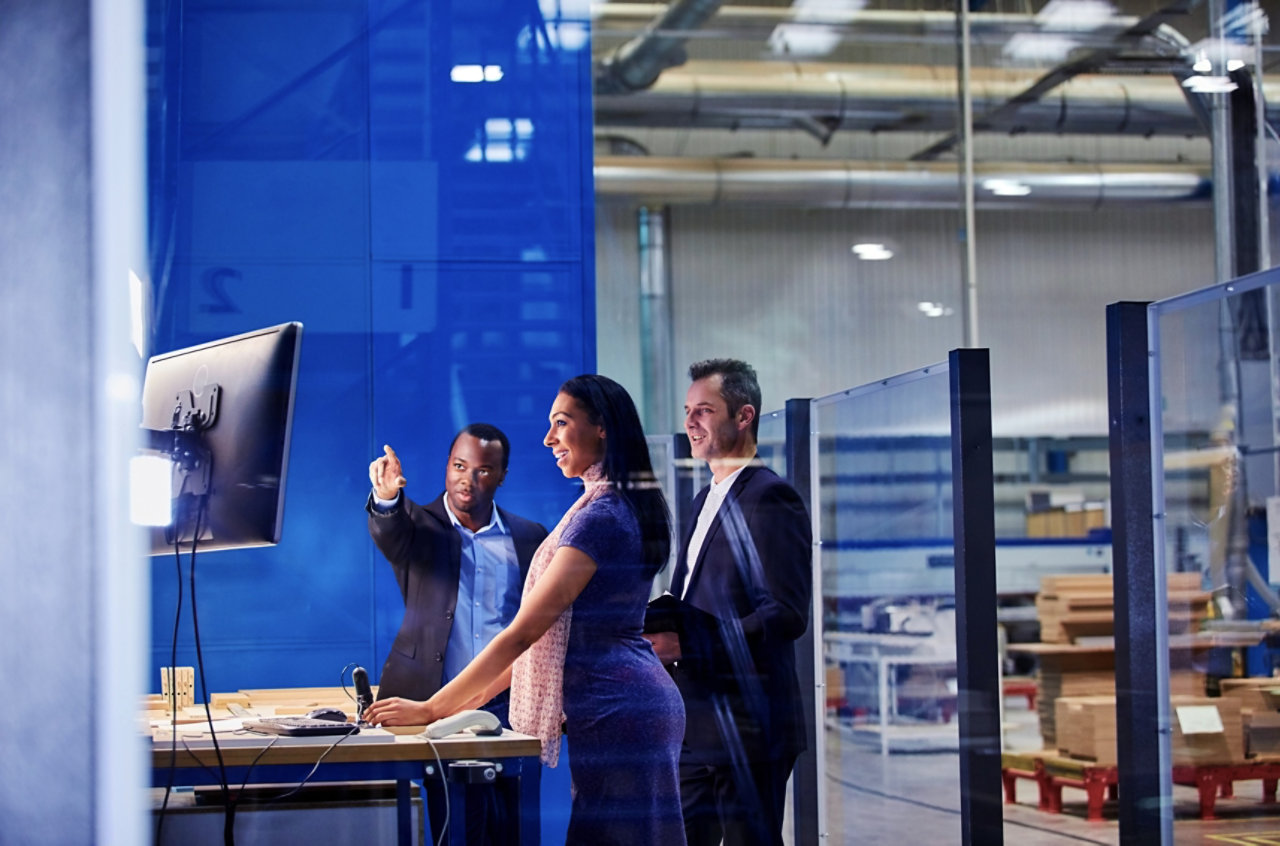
[152,730,542,769]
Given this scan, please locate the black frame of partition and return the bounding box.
[1106,301,1164,843]
[785,398,818,846]
[948,348,1003,846]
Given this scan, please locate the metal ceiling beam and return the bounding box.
[910,0,1205,160]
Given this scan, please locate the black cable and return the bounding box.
[153,541,185,845]
[339,662,359,712]
[184,498,234,846]
[239,729,362,804]
[221,734,282,838]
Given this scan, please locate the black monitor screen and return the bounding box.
[140,322,303,555]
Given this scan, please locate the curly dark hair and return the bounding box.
[450,423,510,470]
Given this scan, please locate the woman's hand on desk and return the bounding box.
[363,696,437,727]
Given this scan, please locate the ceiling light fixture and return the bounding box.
[983,178,1033,196]
[852,242,894,260]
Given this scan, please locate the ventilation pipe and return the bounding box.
[595,156,1216,208]
[594,61,1276,138]
[595,0,725,95]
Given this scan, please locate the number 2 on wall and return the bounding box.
[199,267,242,314]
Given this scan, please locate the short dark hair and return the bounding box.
[558,374,672,579]
[451,423,511,470]
[688,358,762,440]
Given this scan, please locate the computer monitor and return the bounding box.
[138,322,303,555]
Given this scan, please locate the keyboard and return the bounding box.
[242,716,361,737]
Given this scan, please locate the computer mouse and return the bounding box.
[306,707,349,722]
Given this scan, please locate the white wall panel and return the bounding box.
[598,200,1222,437]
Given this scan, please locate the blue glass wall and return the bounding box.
[145,0,596,698]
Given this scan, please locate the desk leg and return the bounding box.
[518,757,542,845]
[447,779,469,846]
[396,779,412,846]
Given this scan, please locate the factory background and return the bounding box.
[3,0,1280,843]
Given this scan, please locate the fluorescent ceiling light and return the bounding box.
[852,242,893,260]
[916,301,954,318]
[1182,75,1238,93]
[983,178,1033,196]
[1003,32,1080,63]
[769,0,866,58]
[1035,0,1118,32]
[451,65,504,83]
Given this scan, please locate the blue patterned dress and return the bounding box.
[557,492,686,845]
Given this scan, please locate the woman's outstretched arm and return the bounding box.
[363,545,597,726]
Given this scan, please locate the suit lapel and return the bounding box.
[684,464,762,598]
[425,495,463,602]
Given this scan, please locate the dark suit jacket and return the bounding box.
[366,492,547,702]
[667,462,812,765]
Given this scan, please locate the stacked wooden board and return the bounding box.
[1016,573,1211,748]
[1035,572,1207,644]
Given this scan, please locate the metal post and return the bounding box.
[785,398,818,846]
[639,206,675,433]
[1209,0,1234,286]
[957,0,979,347]
[1106,301,1170,844]
[948,348,1001,845]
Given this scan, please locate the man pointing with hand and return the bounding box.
[366,424,548,719]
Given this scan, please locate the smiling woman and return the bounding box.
[364,373,685,845]
[544,391,606,478]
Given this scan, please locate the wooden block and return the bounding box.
[210,692,252,708]
[1219,677,1280,712]
[159,666,195,709]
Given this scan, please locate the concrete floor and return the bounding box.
[820,697,1280,844]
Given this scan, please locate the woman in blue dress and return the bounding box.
[365,374,686,845]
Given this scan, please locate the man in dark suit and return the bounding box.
[367,424,547,845]
[367,423,547,716]
[646,359,812,846]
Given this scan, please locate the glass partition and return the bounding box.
[757,407,788,477]
[1147,268,1280,838]
[811,362,965,838]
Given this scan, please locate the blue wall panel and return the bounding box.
[145,0,596,722]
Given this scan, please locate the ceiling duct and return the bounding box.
[594,61,1269,137]
[593,3,1155,48]
[595,0,725,95]
[594,155,1216,208]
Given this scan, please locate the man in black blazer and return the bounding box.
[646,359,812,846]
[366,423,547,716]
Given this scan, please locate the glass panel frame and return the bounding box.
[1145,266,1280,841]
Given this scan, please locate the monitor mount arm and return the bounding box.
[144,386,221,499]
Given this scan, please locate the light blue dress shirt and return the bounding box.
[371,491,523,686]
[438,497,522,685]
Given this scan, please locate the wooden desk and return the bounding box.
[150,695,542,846]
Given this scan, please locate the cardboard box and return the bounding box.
[1054,694,1244,766]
